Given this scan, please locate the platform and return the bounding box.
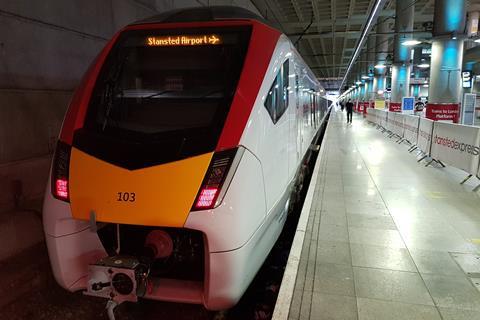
[277,111,480,320]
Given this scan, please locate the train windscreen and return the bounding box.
[76,26,251,169]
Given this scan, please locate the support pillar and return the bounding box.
[427,0,466,123]
[360,79,365,113]
[466,11,479,49]
[367,35,376,108]
[361,52,368,113]
[412,47,423,98]
[391,0,414,112]
[374,19,389,103]
[355,63,362,111]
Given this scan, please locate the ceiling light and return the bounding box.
[423,84,429,87]
[418,63,430,68]
[356,81,362,85]
[374,64,386,69]
[377,90,384,95]
[402,39,421,46]
[362,75,370,79]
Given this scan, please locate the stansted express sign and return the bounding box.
[431,122,480,175]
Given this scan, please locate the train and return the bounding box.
[43,6,330,312]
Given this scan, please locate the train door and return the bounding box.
[287,60,297,182]
[313,94,317,129]
[295,73,302,161]
[261,58,290,212]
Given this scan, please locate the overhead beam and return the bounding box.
[278,13,433,29]
[312,65,349,69]
[317,77,343,80]
[330,0,336,78]
[311,0,329,77]
[338,0,357,79]
[339,0,389,92]
[288,30,431,40]
[305,50,391,57]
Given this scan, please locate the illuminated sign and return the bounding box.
[422,48,432,55]
[462,71,472,88]
[146,35,222,46]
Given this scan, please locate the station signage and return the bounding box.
[463,93,476,125]
[462,71,472,88]
[402,97,415,115]
[389,102,401,112]
[425,103,460,123]
[375,100,385,110]
[422,48,432,55]
[146,34,222,46]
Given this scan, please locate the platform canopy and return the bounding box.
[250,0,473,91]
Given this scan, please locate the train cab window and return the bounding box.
[264,59,289,124]
[78,27,251,169]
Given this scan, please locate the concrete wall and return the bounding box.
[0,0,259,213]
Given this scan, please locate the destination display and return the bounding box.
[146,34,222,46]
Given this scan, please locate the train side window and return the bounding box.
[264,59,289,124]
[281,60,289,111]
[295,75,299,101]
[264,74,279,122]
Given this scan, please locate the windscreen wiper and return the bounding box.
[142,90,173,100]
[198,89,226,98]
[101,54,128,131]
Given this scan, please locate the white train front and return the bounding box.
[43,6,330,310]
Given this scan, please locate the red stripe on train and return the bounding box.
[215,21,280,150]
[59,32,121,144]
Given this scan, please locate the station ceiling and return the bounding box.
[250,0,480,91]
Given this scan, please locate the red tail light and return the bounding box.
[55,178,69,199]
[192,147,244,210]
[196,187,219,208]
[51,141,71,202]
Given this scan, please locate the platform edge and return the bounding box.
[271,121,329,320]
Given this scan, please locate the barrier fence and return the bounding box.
[366,108,480,187]
[403,115,420,145]
[431,122,480,176]
[417,118,434,157]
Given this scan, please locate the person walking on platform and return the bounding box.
[346,99,353,124]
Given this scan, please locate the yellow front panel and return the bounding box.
[69,148,213,227]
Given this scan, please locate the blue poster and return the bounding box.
[402,97,415,114]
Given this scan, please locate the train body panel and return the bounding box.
[184,148,266,253]
[43,174,90,237]
[205,184,290,309]
[69,148,212,227]
[240,36,291,212]
[42,6,330,311]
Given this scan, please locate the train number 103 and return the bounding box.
[117,192,136,202]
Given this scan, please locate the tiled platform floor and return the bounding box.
[288,111,480,320]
